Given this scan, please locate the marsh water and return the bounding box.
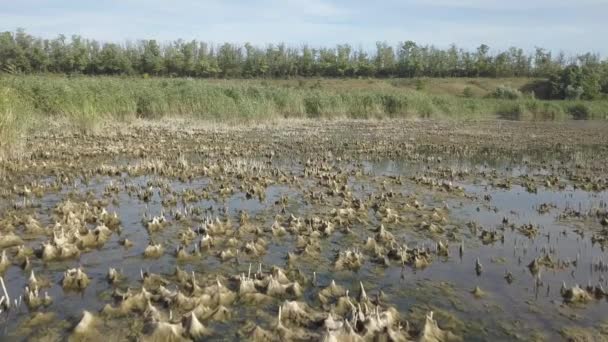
[1,120,607,341]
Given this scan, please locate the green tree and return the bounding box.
[1,28,607,84]
[217,43,242,77]
[355,47,375,77]
[474,44,491,77]
[298,45,315,77]
[141,40,164,75]
[69,35,89,73]
[98,43,130,74]
[180,40,197,76]
[336,44,354,76]
[534,47,558,77]
[375,42,395,77]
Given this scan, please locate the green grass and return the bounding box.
[0,75,607,156]
[0,85,34,158]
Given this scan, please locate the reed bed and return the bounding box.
[1,75,607,156]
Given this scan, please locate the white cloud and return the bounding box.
[400,0,608,10]
[0,0,605,55]
[282,0,345,17]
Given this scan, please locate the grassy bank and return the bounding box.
[1,75,607,156]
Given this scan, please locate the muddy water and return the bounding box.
[1,120,608,341]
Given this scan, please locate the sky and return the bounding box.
[1,0,607,55]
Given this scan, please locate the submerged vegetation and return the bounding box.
[0,120,607,340]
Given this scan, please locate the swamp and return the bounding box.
[0,118,607,341]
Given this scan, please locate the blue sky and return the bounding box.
[1,0,607,55]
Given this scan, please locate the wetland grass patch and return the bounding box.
[1,75,607,155]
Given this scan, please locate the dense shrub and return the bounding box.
[489,85,522,100]
[303,96,323,117]
[565,85,584,100]
[567,103,591,119]
[549,64,605,100]
[381,95,407,115]
[496,102,525,119]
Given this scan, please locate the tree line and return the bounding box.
[1,29,607,98]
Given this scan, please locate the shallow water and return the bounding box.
[1,121,608,341]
